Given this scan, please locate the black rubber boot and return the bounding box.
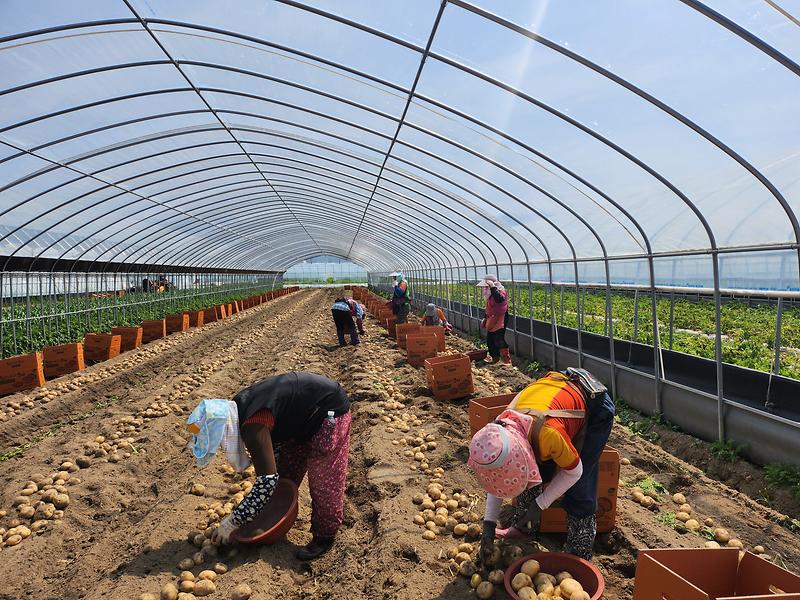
[296,536,334,561]
[565,514,596,559]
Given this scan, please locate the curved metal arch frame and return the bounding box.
[1,2,797,439]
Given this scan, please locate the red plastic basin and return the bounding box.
[231,478,299,545]
[504,552,604,600]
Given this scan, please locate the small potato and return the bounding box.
[213,562,228,574]
[714,528,731,544]
[446,500,459,512]
[428,488,442,500]
[178,558,195,571]
[631,491,646,503]
[488,570,505,585]
[422,530,436,540]
[675,512,691,523]
[445,517,458,531]
[434,514,448,527]
[753,545,765,554]
[679,504,692,514]
[457,542,474,554]
[727,538,743,549]
[446,546,459,559]
[453,523,468,537]
[672,493,687,505]
[231,583,252,600]
[685,519,701,532]
[512,572,533,592]
[454,552,471,564]
[179,581,195,593]
[5,534,22,546]
[704,541,721,549]
[571,592,591,600]
[460,560,477,577]
[466,524,482,540]
[534,573,557,587]
[198,570,216,581]
[422,509,436,522]
[190,483,206,496]
[555,571,572,583]
[413,514,425,525]
[412,493,425,505]
[470,573,482,589]
[192,551,204,565]
[193,579,215,597]
[559,578,584,596]
[161,583,179,600]
[703,517,715,527]
[139,594,158,600]
[476,581,494,599]
[179,571,195,582]
[521,559,540,578]
[517,589,536,600]
[483,544,502,567]
[503,545,524,566]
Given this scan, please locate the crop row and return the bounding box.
[412,282,800,379]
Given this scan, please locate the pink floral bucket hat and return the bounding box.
[467,410,541,498]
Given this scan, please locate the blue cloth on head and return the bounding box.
[187,399,230,468]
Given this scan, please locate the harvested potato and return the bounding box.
[457,542,474,554]
[536,581,554,595]
[483,544,502,567]
[620,457,631,465]
[178,558,195,571]
[503,545,524,566]
[470,573,482,589]
[704,541,721,549]
[192,551,204,565]
[559,578,584,596]
[672,493,686,505]
[555,571,573,583]
[754,545,765,554]
[703,517,715,527]
[465,523,481,539]
[180,572,195,582]
[679,503,692,514]
[5,534,22,546]
[412,493,425,505]
[512,573,533,592]
[140,594,158,600]
[179,581,195,593]
[534,573,557,587]
[460,560,477,577]
[161,583,179,600]
[476,581,494,599]
[521,559,540,578]
[446,546,459,559]
[198,570,217,581]
[631,491,646,503]
[193,579,215,597]
[517,589,536,600]
[455,552,471,564]
[445,517,458,531]
[675,512,691,523]
[453,523,468,537]
[413,514,425,525]
[685,519,701,532]
[727,539,744,549]
[488,570,505,585]
[422,530,436,540]
[571,592,591,600]
[190,483,206,496]
[714,528,731,544]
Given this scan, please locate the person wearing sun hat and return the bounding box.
[391,272,411,324]
[186,372,351,560]
[468,369,615,561]
[477,274,511,364]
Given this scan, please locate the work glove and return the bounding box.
[478,520,497,566]
[211,515,238,545]
[512,485,543,535]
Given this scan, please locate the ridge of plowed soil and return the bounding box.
[0,288,797,600]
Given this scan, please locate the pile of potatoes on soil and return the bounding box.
[628,481,768,557]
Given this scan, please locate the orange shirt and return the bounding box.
[515,373,586,470]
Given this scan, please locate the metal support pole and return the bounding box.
[633,289,639,342]
[773,296,783,376]
[669,293,675,350]
[712,253,725,442]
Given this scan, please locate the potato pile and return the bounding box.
[0,467,78,549]
[412,481,481,542]
[139,563,230,600]
[471,370,514,395]
[191,465,254,532]
[509,561,590,600]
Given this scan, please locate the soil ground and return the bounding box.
[0,288,797,600]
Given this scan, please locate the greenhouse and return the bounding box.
[1,1,799,599]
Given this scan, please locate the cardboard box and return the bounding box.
[141,319,166,343]
[0,352,45,395]
[43,343,85,378]
[406,333,438,367]
[84,333,121,363]
[633,548,800,599]
[425,354,474,401]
